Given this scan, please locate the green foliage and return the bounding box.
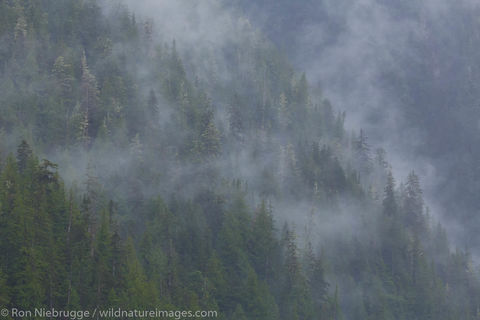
[0,2,478,320]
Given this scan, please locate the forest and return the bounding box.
[0,0,479,319]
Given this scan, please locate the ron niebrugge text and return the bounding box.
[3,308,218,319]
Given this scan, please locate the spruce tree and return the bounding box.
[383,171,397,216]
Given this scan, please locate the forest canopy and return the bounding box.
[0,1,479,319]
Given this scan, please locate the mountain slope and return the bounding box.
[0,1,479,319]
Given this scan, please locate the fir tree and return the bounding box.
[383,170,397,216]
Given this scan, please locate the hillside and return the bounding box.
[226,0,480,249]
[0,1,479,319]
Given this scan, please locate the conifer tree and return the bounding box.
[52,56,74,100]
[353,129,372,177]
[94,209,113,306]
[147,89,159,118]
[403,171,426,235]
[199,110,221,158]
[121,237,156,308]
[80,51,99,144]
[231,304,248,320]
[0,269,9,307]
[249,201,276,280]
[228,94,244,141]
[281,225,313,320]
[16,140,32,172]
[383,170,397,216]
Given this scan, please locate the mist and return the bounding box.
[1,1,479,318]
[224,0,480,251]
[33,0,472,271]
